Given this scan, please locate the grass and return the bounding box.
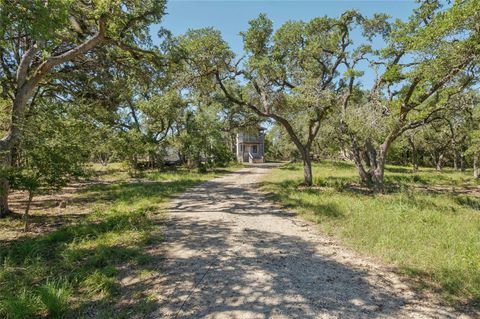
[263,160,480,307]
[0,164,231,318]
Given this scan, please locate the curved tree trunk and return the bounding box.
[349,134,371,184]
[274,116,314,186]
[349,134,393,191]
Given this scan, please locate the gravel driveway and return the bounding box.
[154,165,470,319]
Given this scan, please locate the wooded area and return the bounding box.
[0,0,479,317]
[1,0,479,216]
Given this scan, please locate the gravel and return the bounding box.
[153,165,472,319]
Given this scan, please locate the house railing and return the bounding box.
[248,152,264,163]
[238,135,263,143]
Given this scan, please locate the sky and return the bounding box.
[152,0,420,87]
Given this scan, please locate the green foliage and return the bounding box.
[265,125,300,161]
[1,0,479,314]
[171,106,235,168]
[176,28,234,87]
[0,0,73,45]
[241,13,273,56]
[0,98,9,137]
[0,0,167,106]
[178,10,391,186]
[381,64,404,82]
[9,101,92,196]
[333,0,480,186]
[0,0,166,48]
[466,104,480,157]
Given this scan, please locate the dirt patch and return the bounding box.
[1,184,91,242]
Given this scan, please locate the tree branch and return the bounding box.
[16,44,38,87]
[29,18,107,88]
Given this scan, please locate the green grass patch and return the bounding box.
[265,161,480,306]
[0,165,228,318]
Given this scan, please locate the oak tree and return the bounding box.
[0,0,165,216]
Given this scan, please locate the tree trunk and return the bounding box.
[0,88,32,218]
[436,153,444,171]
[23,192,33,232]
[408,137,418,172]
[274,117,315,186]
[0,178,9,217]
[349,134,371,184]
[149,152,156,169]
[349,134,391,191]
[452,137,459,170]
[474,155,479,179]
[370,143,388,191]
[0,160,12,219]
[302,154,313,186]
[431,152,441,171]
[460,153,465,172]
[454,152,459,170]
[0,149,10,217]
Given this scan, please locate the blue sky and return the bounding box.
[153,0,419,86]
[159,0,418,51]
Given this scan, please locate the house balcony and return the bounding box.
[237,135,264,143]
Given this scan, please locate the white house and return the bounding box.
[236,127,265,163]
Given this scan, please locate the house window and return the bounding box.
[252,145,258,153]
[240,144,243,152]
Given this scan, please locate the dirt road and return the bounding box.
[154,165,469,319]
